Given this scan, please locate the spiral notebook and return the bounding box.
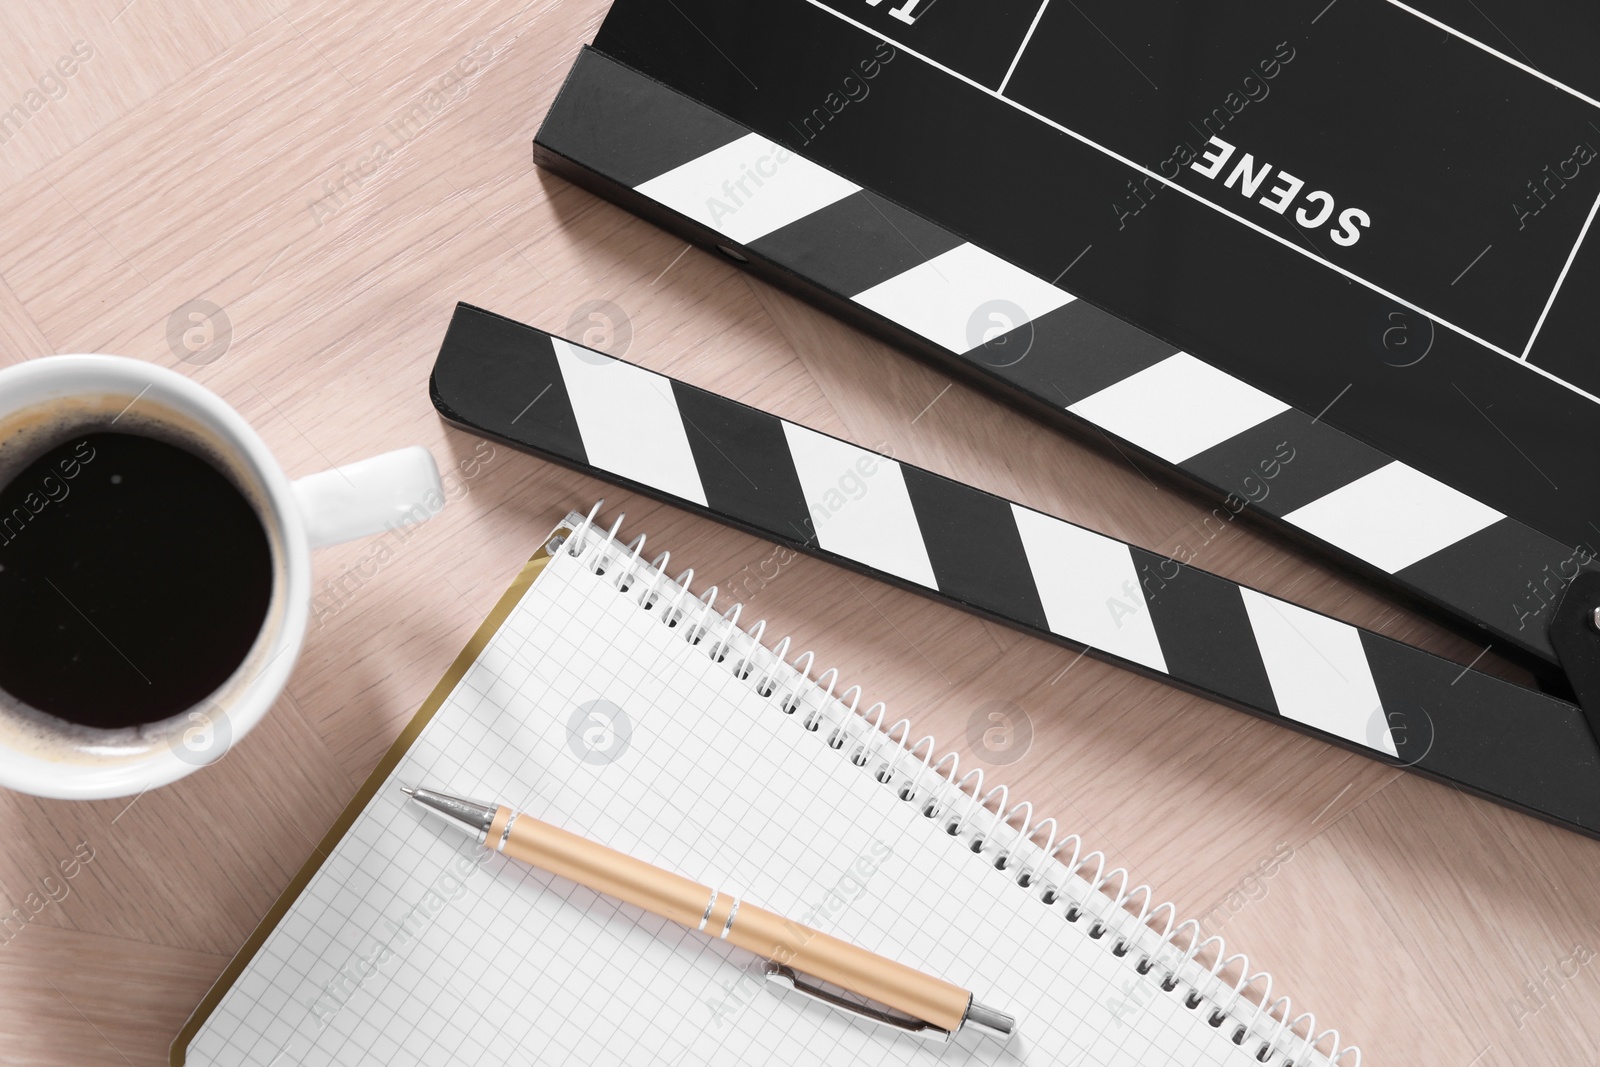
[174,510,1358,1067]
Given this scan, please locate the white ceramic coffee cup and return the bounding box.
[0,355,445,799]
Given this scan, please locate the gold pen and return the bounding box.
[402,784,1015,1042]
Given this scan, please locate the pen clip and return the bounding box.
[762,962,951,1042]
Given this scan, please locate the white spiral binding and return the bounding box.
[559,509,1360,1067]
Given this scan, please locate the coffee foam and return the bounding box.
[0,392,290,767]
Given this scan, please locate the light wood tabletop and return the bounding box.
[2,2,1597,1064]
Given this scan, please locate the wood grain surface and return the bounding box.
[0,2,1596,1064]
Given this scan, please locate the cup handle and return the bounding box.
[290,446,445,549]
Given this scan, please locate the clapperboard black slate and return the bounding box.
[533,0,1600,680]
[431,303,1600,840]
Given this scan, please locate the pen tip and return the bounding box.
[399,785,415,797]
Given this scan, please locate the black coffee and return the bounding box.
[0,431,273,729]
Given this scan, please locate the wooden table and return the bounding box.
[1,2,1596,1063]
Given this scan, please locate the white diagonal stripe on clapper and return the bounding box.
[851,242,1075,355]
[1010,505,1167,673]
[551,338,708,507]
[1066,352,1291,464]
[635,132,860,245]
[1238,587,1396,756]
[1281,461,1503,574]
[780,423,937,589]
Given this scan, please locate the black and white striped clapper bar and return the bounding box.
[431,303,1600,842]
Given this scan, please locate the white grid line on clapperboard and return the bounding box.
[189,527,1323,1067]
[1002,0,1600,113]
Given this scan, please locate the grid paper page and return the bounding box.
[186,544,1311,1067]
